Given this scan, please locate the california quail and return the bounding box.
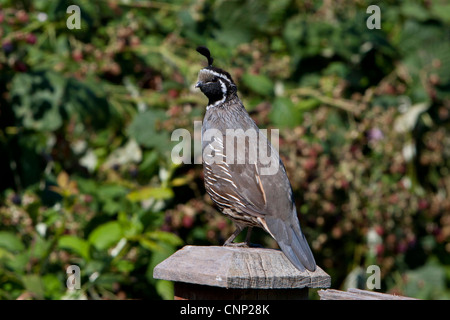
[195,46,316,272]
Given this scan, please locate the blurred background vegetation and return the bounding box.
[0,0,449,300]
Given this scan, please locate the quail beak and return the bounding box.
[195,81,203,88]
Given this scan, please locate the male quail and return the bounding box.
[195,46,316,272]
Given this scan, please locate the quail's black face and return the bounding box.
[196,67,237,110]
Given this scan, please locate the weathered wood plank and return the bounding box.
[153,245,331,290]
[318,288,418,300]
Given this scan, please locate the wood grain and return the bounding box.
[153,245,331,289]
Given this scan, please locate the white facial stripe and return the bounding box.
[202,69,232,84]
[219,78,227,96]
[206,95,226,111]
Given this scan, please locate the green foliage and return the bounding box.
[0,231,25,252]
[0,0,449,300]
[269,97,302,128]
[58,235,90,261]
[127,109,171,153]
[242,73,274,97]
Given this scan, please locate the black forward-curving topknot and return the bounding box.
[196,46,214,66]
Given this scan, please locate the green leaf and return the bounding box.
[88,221,123,251]
[146,242,177,284]
[127,110,170,152]
[400,3,430,21]
[241,73,274,96]
[115,260,135,273]
[212,0,266,47]
[214,27,252,48]
[95,273,125,290]
[0,247,14,260]
[21,275,45,299]
[0,231,25,252]
[42,274,64,299]
[30,235,52,260]
[269,97,303,128]
[139,151,160,179]
[126,187,174,202]
[6,252,29,273]
[283,15,306,51]
[97,184,129,200]
[403,260,446,299]
[296,98,320,111]
[156,280,174,300]
[139,238,161,252]
[11,72,65,131]
[146,231,183,247]
[58,236,91,260]
[118,211,143,237]
[430,3,450,23]
[85,260,105,276]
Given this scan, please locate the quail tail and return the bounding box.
[266,216,317,272]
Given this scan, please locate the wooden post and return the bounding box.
[153,245,331,300]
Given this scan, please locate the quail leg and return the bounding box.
[223,225,249,247]
[223,226,261,247]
